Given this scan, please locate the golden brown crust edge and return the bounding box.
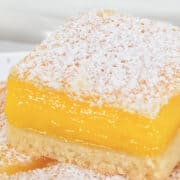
[7,125,180,180]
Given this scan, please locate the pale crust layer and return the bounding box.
[8,125,180,180]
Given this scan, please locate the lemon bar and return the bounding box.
[0,83,54,175]
[5,10,180,179]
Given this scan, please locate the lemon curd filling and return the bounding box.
[5,76,180,156]
[0,157,53,175]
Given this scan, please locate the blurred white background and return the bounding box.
[0,0,179,51]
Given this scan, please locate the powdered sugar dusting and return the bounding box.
[0,83,6,114]
[14,10,180,119]
[0,103,31,167]
[0,52,27,81]
[1,164,179,180]
[0,163,125,180]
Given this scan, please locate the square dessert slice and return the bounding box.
[5,10,180,179]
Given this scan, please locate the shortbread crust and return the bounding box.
[8,125,180,180]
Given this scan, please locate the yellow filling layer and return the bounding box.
[0,157,53,175]
[6,77,180,156]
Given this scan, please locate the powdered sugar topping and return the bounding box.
[14,10,180,119]
[0,114,31,167]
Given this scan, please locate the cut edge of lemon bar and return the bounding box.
[0,83,55,175]
[0,83,178,180]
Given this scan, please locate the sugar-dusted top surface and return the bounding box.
[0,52,27,81]
[14,10,180,119]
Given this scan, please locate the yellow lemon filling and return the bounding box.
[6,76,180,156]
[0,157,53,175]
